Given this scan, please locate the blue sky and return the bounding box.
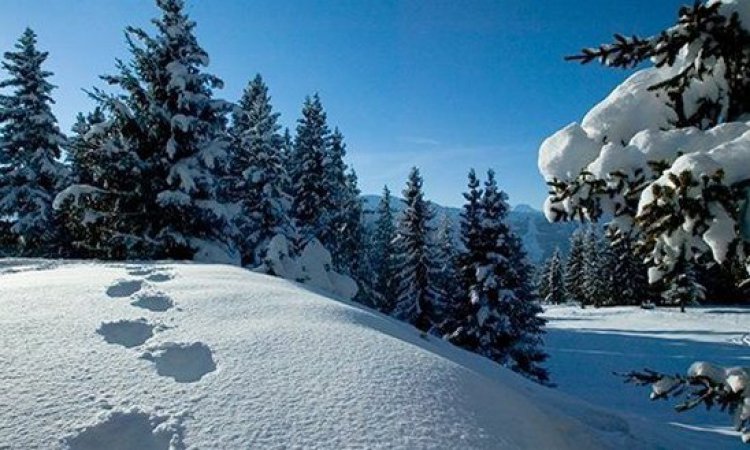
[0,0,688,208]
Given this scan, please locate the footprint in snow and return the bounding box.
[97,319,160,348]
[141,342,216,383]
[145,272,174,283]
[106,279,143,298]
[63,408,184,450]
[131,293,174,313]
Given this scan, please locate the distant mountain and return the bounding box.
[361,195,578,264]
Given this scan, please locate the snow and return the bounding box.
[581,68,677,146]
[538,123,601,182]
[0,259,698,449]
[544,304,750,449]
[262,235,358,300]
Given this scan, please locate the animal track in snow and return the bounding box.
[97,319,156,348]
[106,279,144,298]
[131,293,174,312]
[63,409,183,450]
[141,342,216,383]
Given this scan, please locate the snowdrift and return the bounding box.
[1,260,679,449]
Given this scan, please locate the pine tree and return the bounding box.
[432,215,461,325]
[662,254,705,313]
[0,28,68,256]
[58,0,233,261]
[371,185,399,314]
[333,169,370,301]
[226,74,292,267]
[564,228,586,303]
[324,129,363,271]
[607,229,649,305]
[458,169,483,293]
[536,257,552,301]
[290,94,330,245]
[545,248,566,304]
[504,230,548,382]
[581,227,607,308]
[448,169,547,383]
[392,167,442,332]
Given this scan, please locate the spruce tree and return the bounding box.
[458,169,483,293]
[536,257,552,301]
[371,185,399,314]
[449,169,547,383]
[226,74,292,267]
[564,229,586,303]
[581,227,606,308]
[607,229,649,305]
[662,253,705,313]
[432,215,461,325]
[58,0,233,261]
[392,167,442,332]
[0,28,68,256]
[545,248,566,304]
[290,94,330,245]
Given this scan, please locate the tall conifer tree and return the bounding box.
[0,28,68,256]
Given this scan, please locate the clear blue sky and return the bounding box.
[0,0,688,208]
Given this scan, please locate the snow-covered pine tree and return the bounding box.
[564,228,586,303]
[334,169,372,303]
[540,0,750,291]
[536,257,552,302]
[448,169,547,383]
[58,107,127,258]
[581,227,607,308]
[289,94,331,245]
[57,0,234,262]
[226,74,292,267]
[457,169,483,293]
[371,185,399,314]
[606,228,650,305]
[0,28,68,256]
[504,229,548,382]
[323,129,364,272]
[545,248,566,304]
[432,215,462,325]
[392,167,442,332]
[662,253,706,313]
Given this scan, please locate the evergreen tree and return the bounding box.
[290,94,330,245]
[324,130,364,272]
[536,257,552,301]
[371,185,399,314]
[58,0,233,261]
[332,169,371,303]
[581,227,607,308]
[662,253,706,313]
[392,167,442,332]
[606,229,649,305]
[458,169,483,293]
[504,230,548,382]
[226,74,292,266]
[544,248,566,304]
[564,228,586,303]
[432,215,461,324]
[448,169,547,383]
[0,28,68,256]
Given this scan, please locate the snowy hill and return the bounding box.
[362,195,578,263]
[0,259,685,449]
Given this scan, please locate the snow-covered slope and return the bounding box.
[362,195,577,262]
[0,260,681,449]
